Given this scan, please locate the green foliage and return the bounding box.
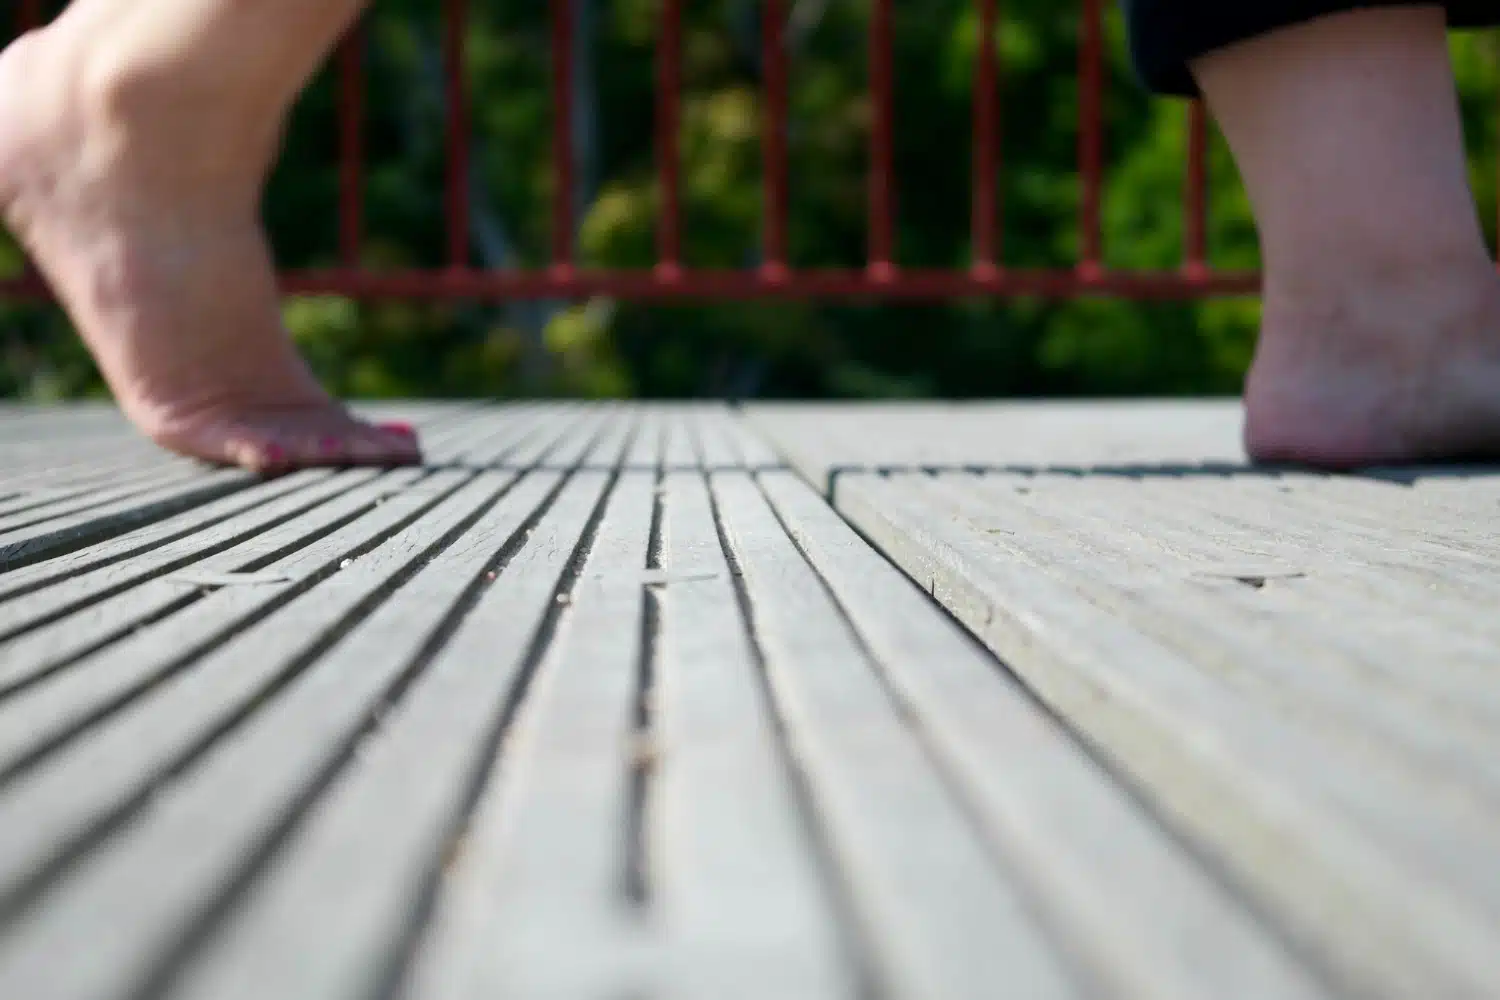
[2,5,1497,402]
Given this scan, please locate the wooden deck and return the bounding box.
[0,401,1494,1000]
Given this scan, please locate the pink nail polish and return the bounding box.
[263,443,286,463]
[377,422,416,438]
[320,436,343,454]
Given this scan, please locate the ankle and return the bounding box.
[1263,240,1497,328]
[1254,253,1500,397]
[1244,270,1500,467]
[60,23,284,188]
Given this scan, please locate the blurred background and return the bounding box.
[1,0,1498,404]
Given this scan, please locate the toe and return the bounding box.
[348,421,424,467]
[250,423,349,469]
[249,419,418,471]
[146,406,420,473]
[220,435,292,476]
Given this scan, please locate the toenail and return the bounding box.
[377,422,416,437]
[320,436,344,454]
[263,444,286,463]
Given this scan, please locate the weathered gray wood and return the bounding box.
[0,468,191,521]
[651,469,849,1000]
[831,472,1500,1000]
[348,401,477,431]
[434,405,545,465]
[0,469,252,571]
[0,469,466,902]
[711,471,1080,1000]
[0,471,364,641]
[0,472,519,1000]
[0,399,1494,1000]
[984,473,1500,735]
[1072,475,1500,690]
[166,472,608,1000]
[759,470,1330,1000]
[0,471,335,603]
[1140,475,1500,631]
[1276,476,1500,556]
[0,441,189,494]
[430,409,552,468]
[749,400,1248,484]
[528,405,606,469]
[623,407,661,470]
[0,469,395,698]
[0,471,413,775]
[910,474,1500,904]
[406,470,655,999]
[690,405,744,469]
[662,409,697,471]
[581,404,636,469]
[1140,475,1500,604]
[724,410,782,469]
[0,465,208,534]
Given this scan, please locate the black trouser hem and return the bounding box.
[1126,1,1500,97]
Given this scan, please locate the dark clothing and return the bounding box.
[1126,1,1500,96]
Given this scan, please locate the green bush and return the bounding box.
[1,4,1495,402]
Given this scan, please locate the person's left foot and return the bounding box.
[0,25,421,474]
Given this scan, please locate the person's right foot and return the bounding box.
[1244,258,1500,469]
[0,25,419,474]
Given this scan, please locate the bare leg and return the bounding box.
[1194,6,1500,468]
[0,0,419,472]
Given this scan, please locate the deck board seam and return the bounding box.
[127,470,572,1000]
[754,467,1181,997]
[0,472,340,606]
[0,473,254,573]
[623,457,665,908]
[0,473,380,644]
[0,405,593,685]
[368,462,623,1000]
[0,471,486,920]
[704,469,886,1000]
[0,472,405,707]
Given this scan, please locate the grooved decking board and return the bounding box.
[0,401,1489,1000]
[751,400,1500,1000]
[650,468,850,1000]
[713,470,1084,999]
[173,482,614,998]
[756,471,1329,1000]
[405,458,655,998]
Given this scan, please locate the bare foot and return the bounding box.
[1245,259,1500,469]
[0,27,419,474]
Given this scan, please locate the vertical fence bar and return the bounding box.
[761,0,790,278]
[1183,99,1209,276]
[443,0,471,269]
[868,0,897,278]
[551,0,576,272]
[337,23,366,269]
[1076,0,1104,275]
[971,0,1001,277]
[656,0,683,279]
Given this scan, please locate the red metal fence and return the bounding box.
[2,0,1260,303]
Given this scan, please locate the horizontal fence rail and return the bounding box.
[0,0,1264,303]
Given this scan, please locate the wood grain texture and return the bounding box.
[750,400,1500,1000]
[652,469,850,1000]
[1,401,1488,1000]
[712,470,1081,1000]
